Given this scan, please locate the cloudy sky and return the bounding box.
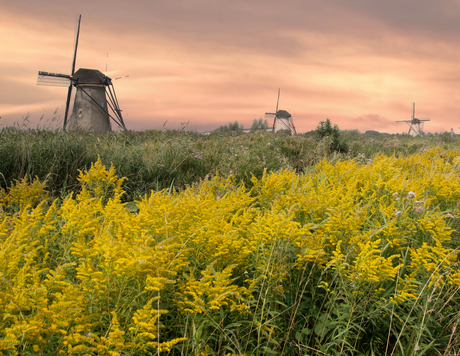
[1,0,459,133]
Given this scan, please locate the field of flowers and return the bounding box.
[1,148,460,355]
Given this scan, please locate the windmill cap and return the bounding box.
[276,110,291,118]
[72,68,110,84]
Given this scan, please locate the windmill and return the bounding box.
[396,102,429,137]
[37,14,127,132]
[265,89,297,135]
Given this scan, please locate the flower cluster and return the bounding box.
[1,148,460,354]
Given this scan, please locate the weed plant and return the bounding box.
[1,149,460,355]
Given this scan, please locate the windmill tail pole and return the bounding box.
[108,83,124,126]
[106,83,127,131]
[290,116,297,135]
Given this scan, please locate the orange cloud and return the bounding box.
[1,1,460,134]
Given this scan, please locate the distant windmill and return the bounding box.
[37,14,126,132]
[396,102,429,137]
[265,89,297,135]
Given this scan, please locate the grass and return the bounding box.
[1,127,459,201]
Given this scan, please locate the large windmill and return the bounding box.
[37,14,126,132]
[396,102,429,137]
[265,89,297,135]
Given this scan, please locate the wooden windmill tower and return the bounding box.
[396,102,429,137]
[265,89,297,135]
[36,15,127,132]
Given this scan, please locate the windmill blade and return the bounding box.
[64,14,81,129]
[63,84,74,129]
[412,102,415,119]
[37,72,71,87]
[265,112,275,119]
[276,88,280,113]
[71,14,81,76]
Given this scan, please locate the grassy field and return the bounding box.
[1,128,460,355]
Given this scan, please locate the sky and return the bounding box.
[1,0,459,133]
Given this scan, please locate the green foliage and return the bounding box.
[250,118,269,132]
[365,130,383,136]
[213,120,244,133]
[315,118,348,153]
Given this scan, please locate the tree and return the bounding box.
[315,118,348,153]
[250,118,269,132]
[364,130,381,136]
[213,120,244,133]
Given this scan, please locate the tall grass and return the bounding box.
[2,128,459,201]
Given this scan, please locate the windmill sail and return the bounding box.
[71,14,81,76]
[37,72,71,87]
[64,14,81,129]
[274,88,280,129]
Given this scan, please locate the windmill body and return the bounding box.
[273,110,292,133]
[407,118,425,137]
[66,69,111,132]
